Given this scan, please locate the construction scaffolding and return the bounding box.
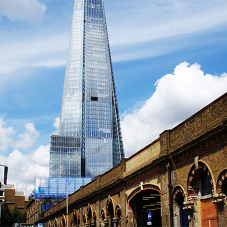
[34,177,91,199]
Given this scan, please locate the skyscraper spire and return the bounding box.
[49,0,124,178]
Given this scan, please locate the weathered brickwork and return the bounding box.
[126,140,160,173]
[169,93,227,153]
[32,92,227,227]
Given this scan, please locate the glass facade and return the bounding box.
[49,0,124,178]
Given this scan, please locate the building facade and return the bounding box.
[49,0,124,178]
[26,195,41,225]
[34,92,227,226]
[0,183,28,221]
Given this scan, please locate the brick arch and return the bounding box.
[128,184,161,203]
[187,161,214,197]
[62,215,66,227]
[217,169,227,194]
[101,209,105,220]
[172,186,185,202]
[83,214,86,224]
[115,204,121,218]
[54,218,58,227]
[106,197,114,216]
[73,210,78,225]
[87,205,92,220]
[93,212,97,222]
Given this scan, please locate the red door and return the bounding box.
[201,198,218,227]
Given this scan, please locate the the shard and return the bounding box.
[49,0,124,178]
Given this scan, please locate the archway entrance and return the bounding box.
[106,198,114,226]
[129,187,162,227]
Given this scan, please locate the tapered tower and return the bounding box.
[49,0,124,178]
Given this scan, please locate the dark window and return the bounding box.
[201,173,212,196]
[222,178,227,195]
[91,96,98,101]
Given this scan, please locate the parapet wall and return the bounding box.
[168,92,227,153]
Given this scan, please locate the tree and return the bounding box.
[1,205,12,226]
[11,206,26,223]
[1,205,26,226]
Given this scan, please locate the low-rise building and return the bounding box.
[31,92,227,227]
[26,195,41,225]
[0,182,28,224]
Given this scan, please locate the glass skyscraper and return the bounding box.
[49,0,124,178]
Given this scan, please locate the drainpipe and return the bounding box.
[167,163,173,226]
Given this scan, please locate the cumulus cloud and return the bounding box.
[0,0,46,22]
[0,146,49,196]
[0,118,15,150]
[0,119,39,151]
[121,62,227,157]
[51,117,60,135]
[53,117,60,130]
[0,118,54,196]
[32,145,49,166]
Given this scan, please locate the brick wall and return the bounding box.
[126,140,160,174]
[169,92,227,153]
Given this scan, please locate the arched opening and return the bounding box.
[83,215,86,224]
[73,212,77,226]
[222,178,227,195]
[54,218,58,227]
[106,198,114,226]
[93,212,97,224]
[78,216,80,226]
[173,187,189,227]
[115,205,121,219]
[101,209,105,220]
[62,216,66,227]
[188,162,213,199]
[217,169,227,195]
[115,205,121,227]
[188,162,218,226]
[87,205,92,222]
[128,185,162,227]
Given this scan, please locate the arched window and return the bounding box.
[173,186,189,227]
[115,205,121,219]
[217,169,227,195]
[188,162,213,199]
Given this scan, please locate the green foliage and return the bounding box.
[1,205,12,226]
[1,205,26,226]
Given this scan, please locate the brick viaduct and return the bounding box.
[34,92,227,227]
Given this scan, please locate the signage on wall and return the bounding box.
[147,211,152,225]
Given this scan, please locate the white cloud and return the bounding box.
[0,118,15,150]
[106,0,227,62]
[12,123,40,150]
[0,146,49,196]
[0,119,39,151]
[0,118,53,196]
[121,62,227,157]
[107,0,227,46]
[0,0,46,22]
[53,117,60,130]
[0,33,68,77]
[51,117,60,135]
[32,145,49,166]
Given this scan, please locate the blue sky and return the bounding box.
[0,0,227,196]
